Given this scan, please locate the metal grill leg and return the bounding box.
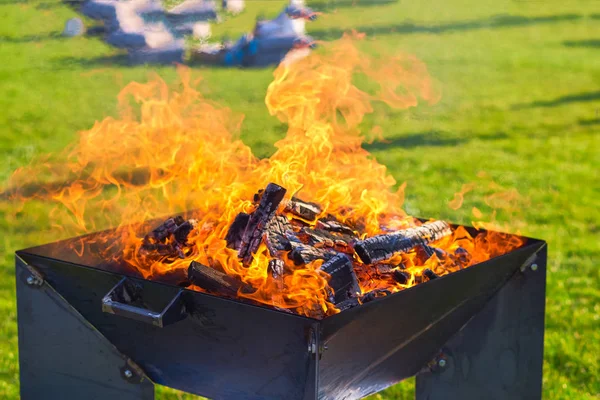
[415,246,547,400]
[16,258,155,400]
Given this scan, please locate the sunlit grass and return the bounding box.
[1,0,599,399]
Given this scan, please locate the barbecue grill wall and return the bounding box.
[15,233,546,400]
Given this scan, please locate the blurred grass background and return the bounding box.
[0,0,599,398]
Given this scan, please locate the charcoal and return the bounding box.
[319,253,360,304]
[423,268,440,281]
[268,259,285,279]
[188,261,252,297]
[360,289,391,303]
[225,213,250,250]
[265,215,294,256]
[238,183,287,265]
[284,197,321,221]
[393,270,411,285]
[290,242,336,265]
[354,220,452,264]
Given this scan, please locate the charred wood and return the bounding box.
[416,244,449,263]
[393,269,411,285]
[141,216,197,258]
[299,227,354,250]
[316,218,356,236]
[265,216,294,256]
[238,183,287,265]
[284,197,322,221]
[423,268,440,281]
[290,242,336,265]
[253,189,265,204]
[173,219,197,245]
[188,261,252,297]
[319,253,360,304]
[453,246,471,267]
[145,217,179,242]
[360,289,391,303]
[225,213,250,250]
[354,220,452,264]
[268,259,285,279]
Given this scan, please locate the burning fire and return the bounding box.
[6,35,524,318]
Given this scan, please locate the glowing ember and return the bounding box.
[6,35,525,319]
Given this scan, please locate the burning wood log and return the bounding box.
[264,215,295,256]
[360,289,391,303]
[174,219,198,245]
[268,259,285,279]
[141,216,198,259]
[290,242,336,265]
[416,244,448,263]
[354,220,452,264]
[336,289,392,311]
[140,242,184,258]
[319,253,360,304]
[238,183,287,265]
[145,216,184,242]
[393,269,410,285]
[225,213,250,250]
[284,197,322,221]
[316,218,356,236]
[422,268,439,281]
[299,227,354,251]
[453,246,471,267]
[188,261,252,297]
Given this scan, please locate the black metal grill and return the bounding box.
[15,225,547,400]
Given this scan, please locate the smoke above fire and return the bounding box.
[5,35,524,317]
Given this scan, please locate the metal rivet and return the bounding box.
[438,358,447,368]
[531,264,538,271]
[123,369,133,378]
[26,276,36,286]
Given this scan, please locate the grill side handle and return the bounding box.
[102,277,187,328]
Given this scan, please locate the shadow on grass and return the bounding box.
[513,91,600,109]
[56,54,132,68]
[37,0,83,9]
[0,33,64,43]
[579,118,600,126]
[563,39,600,48]
[309,0,397,11]
[309,13,582,40]
[363,131,508,151]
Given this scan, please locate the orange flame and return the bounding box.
[5,36,524,318]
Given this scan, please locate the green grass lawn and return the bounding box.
[1,0,599,398]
